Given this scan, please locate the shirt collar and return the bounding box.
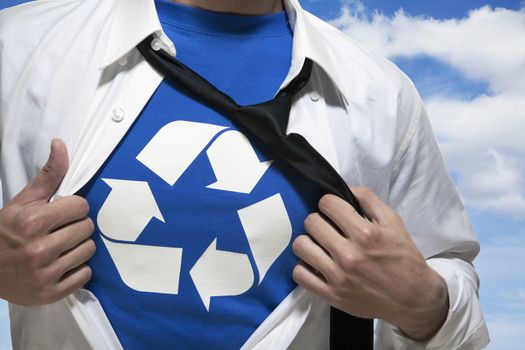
[100,0,348,101]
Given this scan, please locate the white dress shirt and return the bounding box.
[0,0,489,349]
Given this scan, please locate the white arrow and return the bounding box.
[102,237,183,294]
[238,193,292,284]
[190,238,254,311]
[206,130,272,194]
[137,120,226,186]
[97,179,164,242]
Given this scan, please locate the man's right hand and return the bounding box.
[0,139,95,305]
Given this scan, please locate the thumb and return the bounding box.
[12,139,69,205]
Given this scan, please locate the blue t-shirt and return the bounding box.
[79,1,319,349]
[0,0,31,9]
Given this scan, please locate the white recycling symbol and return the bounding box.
[97,120,292,311]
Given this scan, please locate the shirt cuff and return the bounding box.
[376,258,490,349]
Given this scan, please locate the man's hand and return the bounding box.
[0,139,95,305]
[292,187,449,341]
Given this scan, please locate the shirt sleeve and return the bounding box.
[375,77,490,349]
[376,257,490,349]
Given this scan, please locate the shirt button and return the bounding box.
[310,91,320,102]
[111,108,125,122]
[118,56,128,66]
[151,38,162,51]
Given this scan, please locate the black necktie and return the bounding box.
[137,35,373,350]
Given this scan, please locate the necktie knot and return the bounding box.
[232,59,312,143]
[233,95,291,143]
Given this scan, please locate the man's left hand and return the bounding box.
[292,187,449,341]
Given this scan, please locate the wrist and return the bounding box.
[396,267,449,341]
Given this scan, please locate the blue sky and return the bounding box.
[303,0,522,19]
[1,0,524,349]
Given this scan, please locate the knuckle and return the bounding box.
[74,196,90,216]
[34,287,56,305]
[18,211,48,235]
[40,159,55,175]
[1,205,20,225]
[33,269,53,290]
[80,218,95,236]
[291,265,303,283]
[292,235,309,254]
[318,194,333,209]
[23,241,48,266]
[79,265,93,284]
[303,213,314,227]
[331,269,347,287]
[331,288,348,306]
[356,186,374,197]
[85,265,93,280]
[388,211,403,224]
[338,253,360,272]
[64,195,90,218]
[338,254,353,270]
[358,226,379,247]
[86,218,95,233]
[84,239,97,258]
[326,263,341,278]
[304,213,321,231]
[39,163,53,178]
[360,226,373,237]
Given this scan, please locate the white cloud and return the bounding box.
[440,148,525,219]
[427,93,525,153]
[330,5,525,93]
[330,3,525,220]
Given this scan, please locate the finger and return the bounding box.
[46,195,90,231]
[292,235,338,279]
[318,194,371,238]
[53,239,96,279]
[20,196,90,236]
[54,264,93,300]
[12,139,69,206]
[292,262,333,301]
[304,213,347,257]
[47,218,95,260]
[351,187,396,225]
